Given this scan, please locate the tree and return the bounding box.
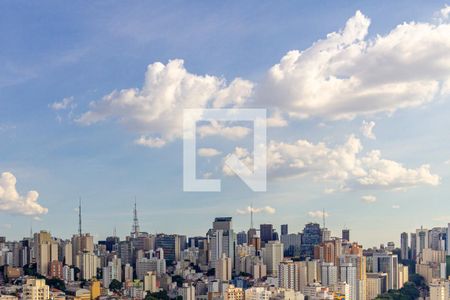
[109,279,122,292]
[46,278,66,291]
[172,275,184,287]
[409,274,426,289]
[145,291,169,300]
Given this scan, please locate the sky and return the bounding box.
[1,1,450,247]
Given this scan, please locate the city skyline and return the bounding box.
[2,1,450,247]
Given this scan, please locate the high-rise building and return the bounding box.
[278,260,296,289]
[144,271,157,293]
[321,262,337,286]
[71,233,94,267]
[216,253,232,282]
[429,280,449,300]
[400,232,409,260]
[314,238,342,265]
[260,224,273,245]
[247,228,257,245]
[80,251,99,280]
[340,262,357,300]
[22,278,49,300]
[102,255,121,288]
[416,227,429,256]
[301,223,321,259]
[321,228,331,242]
[366,273,388,300]
[179,283,196,300]
[372,252,399,290]
[281,224,288,236]
[342,229,350,242]
[411,233,417,260]
[213,217,232,231]
[48,260,63,279]
[124,263,133,281]
[447,223,450,256]
[136,257,166,279]
[208,218,235,269]
[155,234,181,261]
[263,241,283,277]
[236,231,247,245]
[281,233,301,257]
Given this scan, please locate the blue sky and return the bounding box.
[1,1,450,247]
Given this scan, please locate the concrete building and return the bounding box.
[22,278,50,300]
[263,241,284,277]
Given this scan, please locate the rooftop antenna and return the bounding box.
[132,197,140,237]
[113,226,117,237]
[30,222,33,239]
[78,197,82,236]
[322,208,326,229]
[250,202,254,229]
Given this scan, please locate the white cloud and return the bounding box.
[308,210,329,218]
[50,96,77,123]
[360,120,376,140]
[267,111,288,128]
[439,5,450,21]
[392,204,400,209]
[236,205,276,215]
[361,195,377,203]
[77,59,253,145]
[0,172,48,216]
[224,135,440,190]
[50,96,75,111]
[134,136,166,148]
[198,147,222,157]
[197,121,251,140]
[1,223,12,229]
[258,10,450,120]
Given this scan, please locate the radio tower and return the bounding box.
[78,198,82,236]
[322,208,326,228]
[250,202,254,229]
[132,198,140,238]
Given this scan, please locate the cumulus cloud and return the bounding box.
[360,120,376,139]
[198,147,222,157]
[0,172,48,216]
[266,111,288,128]
[439,5,450,21]
[258,10,450,120]
[236,205,276,215]
[361,195,377,203]
[197,121,251,140]
[76,59,253,146]
[223,135,439,190]
[392,204,400,209]
[50,96,75,111]
[308,210,329,218]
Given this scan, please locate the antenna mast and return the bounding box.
[322,208,326,228]
[78,197,82,236]
[132,197,140,237]
[250,202,254,229]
